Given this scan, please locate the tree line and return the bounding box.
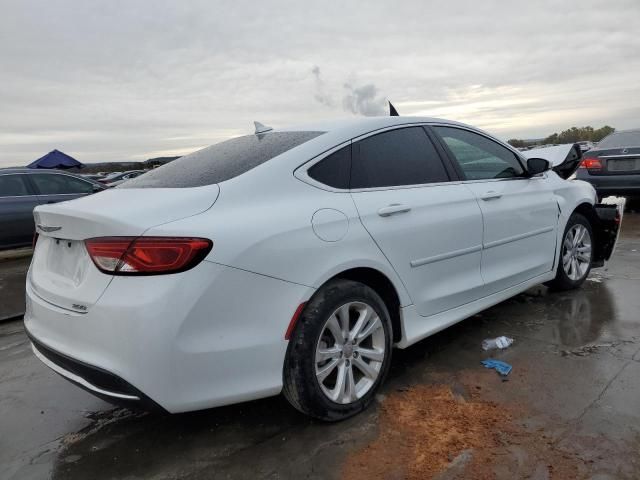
[508,125,615,148]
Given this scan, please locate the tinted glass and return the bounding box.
[351,127,449,189]
[30,174,93,194]
[0,174,31,197]
[598,131,640,148]
[434,127,524,180]
[121,131,324,188]
[308,145,351,189]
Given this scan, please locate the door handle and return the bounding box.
[480,191,502,201]
[377,204,411,217]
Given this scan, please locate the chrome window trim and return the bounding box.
[295,121,534,193]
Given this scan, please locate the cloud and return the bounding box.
[0,0,639,166]
[342,83,387,117]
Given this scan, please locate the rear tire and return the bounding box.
[545,213,593,291]
[283,279,393,421]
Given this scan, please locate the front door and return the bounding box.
[432,126,558,294]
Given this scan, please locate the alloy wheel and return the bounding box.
[562,224,592,281]
[314,301,386,404]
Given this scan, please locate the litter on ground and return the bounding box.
[481,336,514,351]
[480,359,512,376]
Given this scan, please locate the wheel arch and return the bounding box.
[318,267,404,343]
[569,202,608,267]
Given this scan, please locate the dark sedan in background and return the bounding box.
[576,129,640,199]
[0,168,105,250]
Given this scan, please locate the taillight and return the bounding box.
[85,237,212,275]
[579,157,602,170]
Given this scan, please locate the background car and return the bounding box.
[576,141,594,152]
[99,170,145,186]
[575,129,640,199]
[0,168,105,249]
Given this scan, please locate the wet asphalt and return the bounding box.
[1,214,639,480]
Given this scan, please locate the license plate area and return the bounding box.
[608,158,640,172]
[40,236,89,284]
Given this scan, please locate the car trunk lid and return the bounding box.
[29,185,219,312]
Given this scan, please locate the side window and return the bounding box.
[434,126,524,180]
[351,127,449,189]
[0,175,31,197]
[30,174,93,195]
[308,145,351,189]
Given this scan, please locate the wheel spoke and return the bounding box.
[356,316,382,344]
[316,346,341,363]
[343,364,356,402]
[317,357,340,382]
[325,315,343,346]
[330,363,347,401]
[336,304,351,341]
[353,356,379,379]
[356,347,384,362]
[349,306,373,342]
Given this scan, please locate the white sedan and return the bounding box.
[25,117,621,420]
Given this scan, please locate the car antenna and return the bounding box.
[388,101,399,116]
[254,121,273,135]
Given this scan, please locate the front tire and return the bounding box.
[283,279,393,421]
[546,213,593,291]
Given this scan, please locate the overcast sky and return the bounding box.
[1,0,639,167]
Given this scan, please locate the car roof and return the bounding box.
[279,116,468,137]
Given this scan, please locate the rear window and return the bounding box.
[121,131,324,188]
[598,131,640,148]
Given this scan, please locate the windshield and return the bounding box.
[121,131,324,188]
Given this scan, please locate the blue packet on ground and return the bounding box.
[481,359,512,376]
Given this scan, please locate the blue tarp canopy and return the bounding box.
[27,149,84,169]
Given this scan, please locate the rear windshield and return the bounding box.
[121,131,324,188]
[598,131,640,148]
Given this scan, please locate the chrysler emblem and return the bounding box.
[36,224,62,233]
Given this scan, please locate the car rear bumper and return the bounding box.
[25,260,312,413]
[575,170,640,196]
[28,330,166,411]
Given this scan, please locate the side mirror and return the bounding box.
[527,158,551,176]
[92,184,105,192]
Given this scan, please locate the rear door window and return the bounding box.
[351,127,450,189]
[121,131,324,188]
[0,174,32,197]
[30,174,94,194]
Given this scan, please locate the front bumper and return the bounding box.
[592,199,625,267]
[26,260,312,413]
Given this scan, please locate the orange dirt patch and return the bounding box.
[342,385,586,480]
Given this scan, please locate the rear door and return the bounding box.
[0,173,40,248]
[432,126,558,295]
[349,126,485,317]
[29,172,96,205]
